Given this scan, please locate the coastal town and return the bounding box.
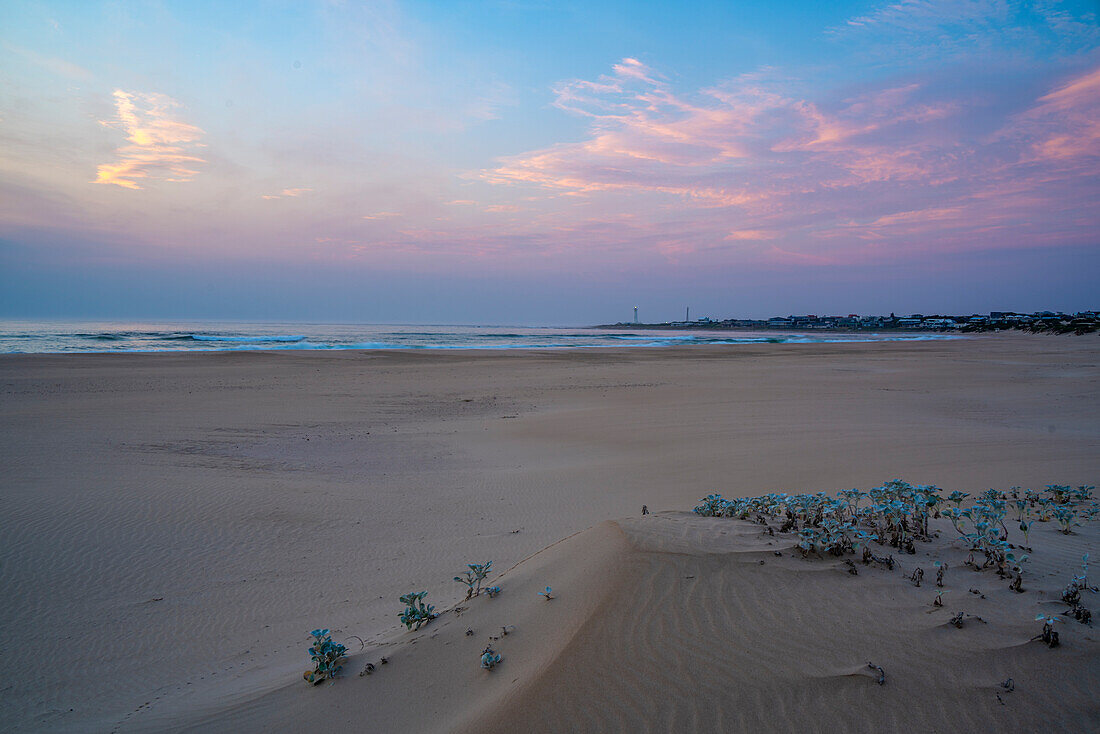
[602,310,1100,334]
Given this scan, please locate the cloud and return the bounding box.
[827,0,1100,60]
[483,53,1100,266]
[94,90,205,190]
[725,229,777,241]
[361,211,401,219]
[485,59,960,205]
[1004,65,1100,164]
[3,43,93,80]
[262,188,314,200]
[834,0,1006,34]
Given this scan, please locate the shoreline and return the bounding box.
[1,333,1096,731]
[0,331,971,356]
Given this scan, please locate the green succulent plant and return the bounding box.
[399,591,435,630]
[303,629,347,685]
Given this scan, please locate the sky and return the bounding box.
[1,0,1098,324]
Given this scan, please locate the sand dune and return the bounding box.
[0,334,1096,732]
[169,522,633,732]
[473,513,1099,733]
[170,508,1099,733]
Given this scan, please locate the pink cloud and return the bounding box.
[486,61,963,209]
[262,188,313,200]
[480,58,1100,267]
[612,57,658,83]
[1009,66,1100,164]
[724,229,777,241]
[94,90,205,190]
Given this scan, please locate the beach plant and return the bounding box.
[1061,581,1081,607]
[1052,504,1078,534]
[1061,554,1094,623]
[1068,604,1091,624]
[1035,495,1054,522]
[485,585,502,598]
[941,507,967,540]
[1077,553,1091,589]
[1005,548,1028,569]
[539,586,553,600]
[934,561,946,587]
[303,629,347,685]
[691,481,1097,587]
[1047,485,1071,503]
[1018,519,1032,549]
[839,489,867,517]
[454,561,493,600]
[399,591,436,630]
[1033,614,1060,648]
[946,490,970,509]
[1081,502,1100,523]
[797,527,820,556]
[1071,486,1095,502]
[850,529,878,553]
[694,494,729,517]
[480,645,502,670]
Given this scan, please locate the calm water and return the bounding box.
[0,320,963,353]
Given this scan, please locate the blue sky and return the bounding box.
[1,0,1098,323]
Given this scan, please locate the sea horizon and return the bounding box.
[0,319,964,354]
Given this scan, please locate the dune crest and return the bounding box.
[152,521,633,732]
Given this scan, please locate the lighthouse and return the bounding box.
[633,306,638,324]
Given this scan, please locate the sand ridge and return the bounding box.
[162,521,635,733]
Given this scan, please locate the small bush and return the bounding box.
[480,645,503,670]
[454,561,493,600]
[399,591,436,630]
[303,629,347,685]
[1033,614,1060,648]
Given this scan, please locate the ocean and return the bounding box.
[0,320,963,353]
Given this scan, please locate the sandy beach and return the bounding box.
[1,333,1097,732]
